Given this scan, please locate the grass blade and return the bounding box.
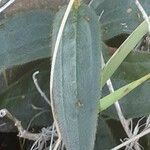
[101,17,150,87]
[100,73,150,112]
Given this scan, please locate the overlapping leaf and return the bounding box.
[101,18,150,86]
[102,51,150,119]
[90,0,150,40]
[0,9,55,71]
[94,117,116,150]
[100,73,150,112]
[0,59,52,132]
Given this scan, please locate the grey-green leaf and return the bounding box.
[52,4,101,150]
[0,59,52,132]
[0,9,55,71]
[90,0,150,40]
[101,18,150,87]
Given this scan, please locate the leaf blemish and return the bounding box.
[75,100,84,108]
[84,16,90,21]
[124,88,130,94]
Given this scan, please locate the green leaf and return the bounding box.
[101,17,150,87]
[90,0,150,40]
[94,117,116,150]
[52,4,101,150]
[0,59,52,131]
[0,9,55,71]
[0,9,56,131]
[100,73,150,112]
[102,51,150,119]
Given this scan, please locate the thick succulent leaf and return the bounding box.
[90,0,150,40]
[52,4,101,150]
[0,9,54,71]
[0,59,52,132]
[101,18,149,87]
[100,73,150,112]
[102,51,150,119]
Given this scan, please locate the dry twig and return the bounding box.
[135,0,150,52]
[32,71,51,106]
[111,1,150,149]
[0,109,41,141]
[111,127,150,150]
[135,0,150,33]
[0,0,15,13]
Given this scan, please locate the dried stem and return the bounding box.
[135,0,150,33]
[135,0,150,52]
[111,128,150,150]
[33,71,63,149]
[49,123,55,150]
[32,71,51,106]
[0,109,41,141]
[0,0,15,13]
[106,1,150,148]
[88,0,94,6]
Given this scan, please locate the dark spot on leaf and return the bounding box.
[124,87,129,94]
[75,100,83,108]
[84,16,90,21]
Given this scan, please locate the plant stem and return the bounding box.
[135,0,150,33]
[88,0,94,6]
[0,0,15,13]
[32,71,51,106]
